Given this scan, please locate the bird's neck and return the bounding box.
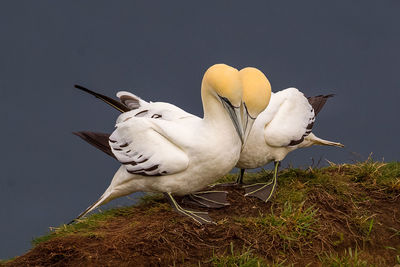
[201,84,231,127]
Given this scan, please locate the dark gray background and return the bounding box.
[1,1,399,259]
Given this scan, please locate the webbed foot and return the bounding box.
[183,191,230,209]
[243,181,276,202]
[164,192,215,225]
[243,161,279,203]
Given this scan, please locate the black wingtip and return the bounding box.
[74,84,99,97]
[307,93,335,117]
[325,93,335,98]
[74,84,130,113]
[72,131,115,159]
[74,84,85,90]
[308,93,335,99]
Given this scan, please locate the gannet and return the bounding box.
[70,64,269,224]
[237,87,344,202]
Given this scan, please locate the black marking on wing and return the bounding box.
[289,94,334,146]
[288,116,315,146]
[288,96,326,146]
[112,144,164,176]
[151,114,162,119]
[122,158,148,165]
[73,131,115,159]
[288,137,305,146]
[307,94,334,116]
[119,95,141,110]
[74,131,166,176]
[127,164,162,176]
[135,110,149,117]
[75,85,130,113]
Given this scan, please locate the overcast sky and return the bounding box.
[1,1,399,259]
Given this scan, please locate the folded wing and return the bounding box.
[116,91,194,123]
[263,88,315,147]
[109,117,190,176]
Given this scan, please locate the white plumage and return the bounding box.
[71,64,270,224]
[237,87,344,202]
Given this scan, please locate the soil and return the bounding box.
[4,182,400,266]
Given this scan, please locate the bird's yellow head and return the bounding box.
[202,64,242,108]
[239,67,271,119]
[202,63,244,143]
[239,67,271,146]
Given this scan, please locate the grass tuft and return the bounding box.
[12,161,400,266]
[209,242,267,267]
[343,156,400,193]
[237,201,319,252]
[319,247,377,267]
[31,206,133,247]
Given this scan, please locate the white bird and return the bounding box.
[71,64,270,224]
[236,87,344,202]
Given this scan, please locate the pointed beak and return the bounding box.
[241,103,256,148]
[220,97,244,144]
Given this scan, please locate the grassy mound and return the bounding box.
[3,159,400,266]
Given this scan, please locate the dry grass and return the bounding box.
[3,159,400,266]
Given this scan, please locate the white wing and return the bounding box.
[262,88,315,147]
[116,91,195,123]
[109,117,189,176]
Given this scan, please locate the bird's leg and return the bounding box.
[236,168,245,184]
[163,192,215,225]
[182,190,230,208]
[243,161,280,202]
[210,169,245,188]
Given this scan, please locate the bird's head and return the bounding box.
[202,64,244,143]
[239,67,271,145]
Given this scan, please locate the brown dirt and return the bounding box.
[5,182,400,266]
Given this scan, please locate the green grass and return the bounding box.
[341,157,400,193]
[0,257,15,265]
[137,192,164,205]
[31,206,133,247]
[236,201,318,252]
[18,160,400,266]
[350,215,375,239]
[319,248,371,267]
[31,193,170,248]
[209,242,267,267]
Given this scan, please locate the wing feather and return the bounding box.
[116,91,148,110]
[109,117,189,176]
[263,88,315,147]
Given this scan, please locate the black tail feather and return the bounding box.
[75,84,130,113]
[307,94,334,116]
[73,131,115,159]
